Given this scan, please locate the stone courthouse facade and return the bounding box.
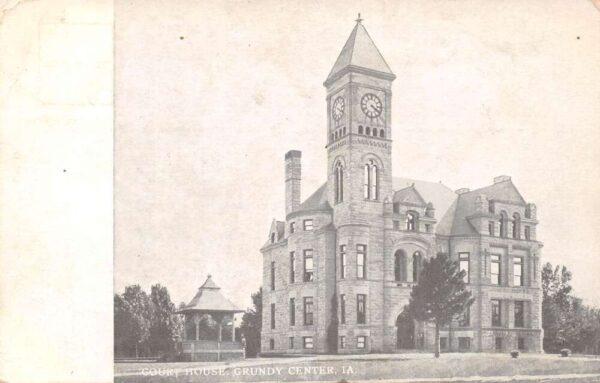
[261,19,543,354]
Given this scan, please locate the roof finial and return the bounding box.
[355,13,363,23]
[207,273,212,279]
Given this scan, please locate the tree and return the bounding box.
[326,294,339,354]
[241,287,262,357]
[148,284,183,356]
[118,285,151,357]
[406,252,474,358]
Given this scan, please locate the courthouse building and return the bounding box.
[261,19,543,354]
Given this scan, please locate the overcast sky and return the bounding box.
[115,0,600,309]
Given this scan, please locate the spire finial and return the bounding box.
[355,13,363,23]
[207,273,212,279]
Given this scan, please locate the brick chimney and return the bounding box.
[285,150,302,215]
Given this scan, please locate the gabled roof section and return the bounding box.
[178,275,243,314]
[393,185,427,207]
[325,21,395,84]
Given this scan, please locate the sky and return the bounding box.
[114,0,600,309]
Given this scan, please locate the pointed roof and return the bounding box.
[325,20,395,85]
[178,275,243,314]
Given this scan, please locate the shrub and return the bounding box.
[560,348,572,357]
[510,350,520,358]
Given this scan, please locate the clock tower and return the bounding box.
[324,18,396,225]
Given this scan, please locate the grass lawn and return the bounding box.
[115,353,600,383]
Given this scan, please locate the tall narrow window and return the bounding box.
[271,303,276,329]
[358,125,363,134]
[489,221,495,237]
[500,211,508,238]
[514,301,524,328]
[458,307,470,327]
[513,257,523,286]
[303,297,313,325]
[459,252,470,283]
[491,254,501,285]
[335,161,344,203]
[491,299,502,327]
[394,250,407,282]
[340,294,346,324]
[373,128,378,137]
[289,298,295,326]
[357,294,366,324]
[524,226,531,240]
[303,250,313,282]
[393,202,400,213]
[270,233,275,243]
[363,160,378,200]
[413,251,422,283]
[513,213,521,239]
[290,252,295,283]
[380,129,385,138]
[340,245,347,279]
[406,212,417,231]
[357,244,367,279]
[270,261,275,291]
[290,221,295,234]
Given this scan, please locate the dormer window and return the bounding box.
[393,202,400,214]
[270,233,276,243]
[512,213,521,239]
[406,212,417,231]
[290,221,295,234]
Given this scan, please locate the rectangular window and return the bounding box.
[290,252,296,283]
[393,220,400,230]
[357,244,366,279]
[339,336,346,349]
[491,254,501,285]
[340,245,347,279]
[357,294,366,324]
[289,298,295,326]
[270,303,276,329]
[270,261,275,291]
[340,294,346,324]
[290,221,295,234]
[495,337,503,351]
[393,202,400,213]
[269,338,274,350]
[303,337,313,349]
[425,224,431,233]
[524,226,530,240]
[459,252,470,283]
[303,250,313,282]
[492,299,502,327]
[289,337,294,349]
[489,221,495,236]
[303,297,313,325]
[357,336,366,349]
[458,307,470,327]
[514,301,525,328]
[303,219,313,231]
[518,337,525,351]
[459,337,471,351]
[440,337,448,350]
[513,257,523,286]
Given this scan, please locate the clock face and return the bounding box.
[361,93,383,118]
[332,96,345,121]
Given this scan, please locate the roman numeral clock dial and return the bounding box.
[361,93,382,119]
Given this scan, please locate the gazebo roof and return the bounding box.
[177,274,243,314]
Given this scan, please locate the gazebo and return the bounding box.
[177,274,245,361]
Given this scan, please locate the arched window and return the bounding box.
[380,129,385,138]
[363,159,378,200]
[500,211,508,238]
[513,213,520,239]
[394,250,407,281]
[366,127,371,135]
[413,251,422,283]
[334,131,338,140]
[406,212,417,231]
[358,125,363,134]
[373,129,378,137]
[334,161,344,204]
[342,127,346,135]
[330,133,334,142]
